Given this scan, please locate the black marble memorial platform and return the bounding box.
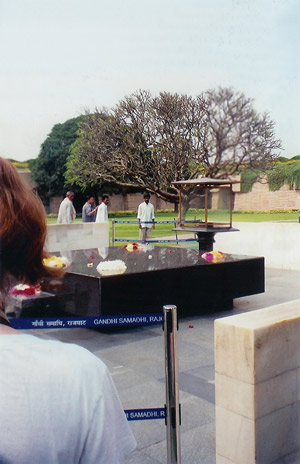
[35,246,264,318]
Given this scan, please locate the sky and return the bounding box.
[0,0,299,161]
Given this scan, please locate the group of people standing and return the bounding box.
[57,193,110,224]
[57,191,156,241]
[81,194,110,223]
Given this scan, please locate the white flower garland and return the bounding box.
[96,260,127,276]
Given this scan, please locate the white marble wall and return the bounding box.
[214,222,300,270]
[46,223,109,252]
[215,300,300,464]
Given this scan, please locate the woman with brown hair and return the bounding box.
[0,158,136,463]
[0,157,61,311]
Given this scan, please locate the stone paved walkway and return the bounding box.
[29,267,300,463]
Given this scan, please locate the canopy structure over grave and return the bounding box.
[172,177,240,251]
[172,177,240,228]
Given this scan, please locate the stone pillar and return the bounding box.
[215,301,300,464]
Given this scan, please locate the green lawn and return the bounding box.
[110,210,300,243]
[47,209,300,244]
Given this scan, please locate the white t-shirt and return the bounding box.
[96,203,108,223]
[57,197,76,224]
[137,202,155,228]
[0,334,136,464]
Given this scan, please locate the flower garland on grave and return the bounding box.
[10,284,42,296]
[201,251,225,263]
[96,260,127,276]
[123,242,146,252]
[43,255,70,270]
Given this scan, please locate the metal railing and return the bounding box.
[111,219,197,246]
[164,305,181,464]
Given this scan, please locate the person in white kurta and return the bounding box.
[0,328,136,464]
[57,192,76,224]
[137,192,155,241]
[96,194,109,223]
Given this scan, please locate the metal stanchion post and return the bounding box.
[112,219,115,246]
[174,219,178,244]
[163,305,181,464]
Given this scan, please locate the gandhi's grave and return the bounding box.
[8,188,265,319]
[8,245,264,319]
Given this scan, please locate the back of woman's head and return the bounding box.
[0,158,58,293]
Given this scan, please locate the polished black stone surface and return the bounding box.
[38,246,264,318]
[55,245,256,276]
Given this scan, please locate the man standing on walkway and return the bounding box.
[137,192,155,241]
[82,195,98,222]
[96,194,110,223]
[57,191,76,224]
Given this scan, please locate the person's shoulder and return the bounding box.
[16,336,111,401]
[53,339,104,363]
[22,336,107,372]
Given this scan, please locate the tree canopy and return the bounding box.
[66,88,282,205]
[241,157,300,193]
[30,116,84,198]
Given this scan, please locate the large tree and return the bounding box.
[66,88,282,205]
[30,115,85,198]
[201,87,281,177]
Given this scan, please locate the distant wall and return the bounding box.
[18,169,36,189]
[37,174,300,214]
[108,193,173,212]
[49,196,63,214]
[107,181,300,213]
[19,166,300,214]
[49,193,174,214]
[234,180,300,211]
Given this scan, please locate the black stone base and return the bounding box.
[8,247,264,319]
[36,246,264,319]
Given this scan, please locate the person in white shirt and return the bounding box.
[0,333,136,464]
[96,194,109,223]
[57,191,76,224]
[0,158,136,464]
[137,192,155,241]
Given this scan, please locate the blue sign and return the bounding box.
[125,408,166,421]
[10,313,163,330]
